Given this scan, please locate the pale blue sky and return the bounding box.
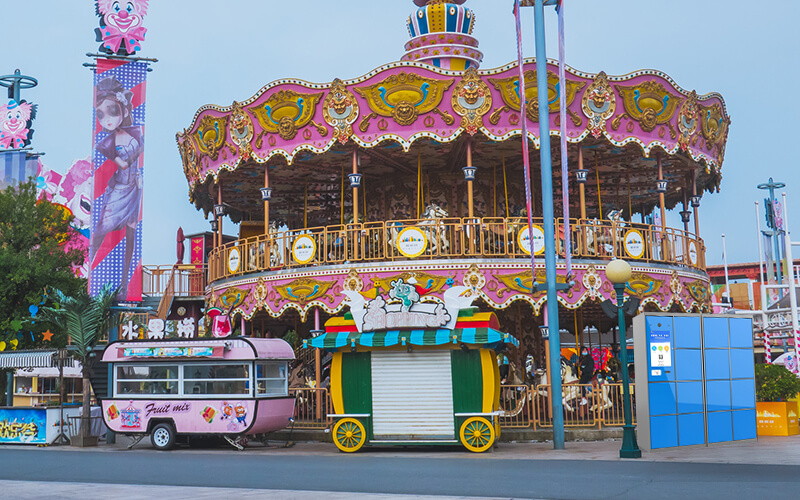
[1,0,797,267]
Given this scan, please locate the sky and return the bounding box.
[1,0,798,268]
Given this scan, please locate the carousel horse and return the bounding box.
[419,203,450,253]
[247,220,284,270]
[585,209,625,256]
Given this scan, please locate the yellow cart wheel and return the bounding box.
[332,418,366,453]
[459,416,495,453]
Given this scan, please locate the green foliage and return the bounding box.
[0,181,86,348]
[755,363,800,402]
[39,284,117,366]
[283,329,300,349]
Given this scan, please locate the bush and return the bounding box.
[755,364,800,402]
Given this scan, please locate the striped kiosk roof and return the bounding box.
[305,327,519,350]
[0,350,76,369]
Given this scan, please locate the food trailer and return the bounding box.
[93,338,295,450]
[305,283,518,453]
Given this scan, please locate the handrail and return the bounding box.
[155,266,177,320]
[207,217,706,282]
[143,264,208,297]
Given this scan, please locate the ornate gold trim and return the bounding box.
[274,278,334,306]
[451,67,492,134]
[615,81,681,134]
[194,115,228,161]
[354,72,454,126]
[323,79,359,144]
[488,70,584,123]
[248,90,324,141]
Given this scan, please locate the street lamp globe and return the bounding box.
[606,258,632,285]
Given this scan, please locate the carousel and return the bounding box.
[175,0,729,379]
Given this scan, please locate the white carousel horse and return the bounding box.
[389,203,450,255]
[585,209,625,256]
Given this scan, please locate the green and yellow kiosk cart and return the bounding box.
[305,283,518,453]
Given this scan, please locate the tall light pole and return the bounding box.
[606,259,641,458]
[757,177,786,285]
[532,0,565,450]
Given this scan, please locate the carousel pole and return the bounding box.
[467,138,474,219]
[217,182,223,245]
[349,148,361,261]
[657,154,667,258]
[314,308,322,420]
[532,0,565,450]
[578,147,586,220]
[262,167,270,235]
[692,168,700,236]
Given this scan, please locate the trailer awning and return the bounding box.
[304,328,519,350]
[0,350,76,369]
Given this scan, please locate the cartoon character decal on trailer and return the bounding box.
[0,99,36,150]
[95,0,149,56]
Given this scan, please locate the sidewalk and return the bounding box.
[13,433,800,466]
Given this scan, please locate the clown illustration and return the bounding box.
[95,0,149,55]
[234,403,247,426]
[0,99,35,150]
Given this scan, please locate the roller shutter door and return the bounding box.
[371,350,454,440]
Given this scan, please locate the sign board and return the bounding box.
[688,241,698,266]
[624,229,645,259]
[292,235,317,264]
[396,227,428,258]
[227,248,241,273]
[649,330,672,367]
[518,225,545,255]
[0,408,46,444]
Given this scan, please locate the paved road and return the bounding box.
[0,447,798,499]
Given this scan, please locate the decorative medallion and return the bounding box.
[624,272,664,299]
[291,235,317,265]
[395,226,428,258]
[613,81,681,136]
[518,225,545,255]
[670,271,683,297]
[698,103,729,153]
[583,265,603,300]
[686,279,709,304]
[451,68,492,135]
[254,277,269,303]
[687,240,699,266]
[248,89,324,141]
[194,115,228,161]
[343,269,364,293]
[677,90,698,151]
[275,278,334,306]
[218,286,249,309]
[581,71,616,138]
[228,101,254,158]
[323,79,360,144]
[354,72,454,126]
[623,229,646,259]
[488,70,585,125]
[462,263,486,290]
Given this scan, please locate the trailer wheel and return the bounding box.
[459,417,495,453]
[332,418,366,453]
[151,423,176,451]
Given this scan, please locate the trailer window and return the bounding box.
[183,364,250,396]
[116,365,179,395]
[255,362,288,396]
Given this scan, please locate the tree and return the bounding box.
[39,284,116,444]
[0,180,86,349]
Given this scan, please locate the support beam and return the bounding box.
[578,146,586,220]
[264,167,270,235]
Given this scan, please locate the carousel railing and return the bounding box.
[143,264,208,297]
[208,217,705,282]
[288,383,636,431]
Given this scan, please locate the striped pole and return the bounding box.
[764,330,771,364]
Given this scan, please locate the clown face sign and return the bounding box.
[0,99,36,150]
[94,0,149,56]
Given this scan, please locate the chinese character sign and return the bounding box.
[89,59,147,300]
[0,99,36,150]
[95,0,149,56]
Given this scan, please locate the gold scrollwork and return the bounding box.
[495,270,571,299]
[323,79,359,144]
[699,102,729,151]
[686,279,709,304]
[582,72,616,138]
[359,112,377,133]
[488,70,585,123]
[488,105,510,125]
[274,278,334,306]
[433,108,455,125]
[624,273,664,299]
[219,286,249,310]
[248,90,324,141]
[451,67,492,134]
[194,115,228,161]
[615,81,682,133]
[354,72,454,126]
[177,130,199,182]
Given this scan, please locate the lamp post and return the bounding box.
[606,258,641,458]
[757,177,786,285]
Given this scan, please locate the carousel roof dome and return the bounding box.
[404,0,482,70]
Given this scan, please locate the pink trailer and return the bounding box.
[94,338,295,450]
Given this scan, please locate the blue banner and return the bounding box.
[0,407,47,444]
